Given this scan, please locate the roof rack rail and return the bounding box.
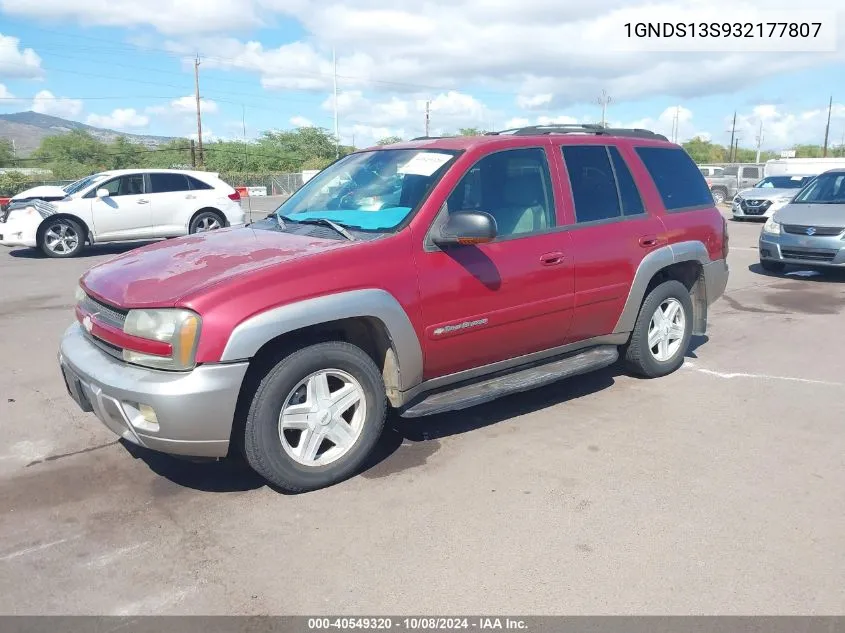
[410,136,442,141]
[487,124,669,141]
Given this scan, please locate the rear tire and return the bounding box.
[243,341,387,493]
[623,280,693,378]
[39,217,85,258]
[189,210,225,233]
[760,259,785,273]
[711,188,727,205]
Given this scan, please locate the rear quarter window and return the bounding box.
[635,146,714,211]
[187,176,214,190]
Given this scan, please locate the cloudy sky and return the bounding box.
[0,0,843,150]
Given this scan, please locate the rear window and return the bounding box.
[187,176,213,190]
[150,173,191,193]
[635,147,714,211]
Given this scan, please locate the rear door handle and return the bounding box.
[639,235,660,247]
[136,199,149,205]
[185,194,196,199]
[540,252,565,266]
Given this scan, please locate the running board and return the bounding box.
[399,345,619,418]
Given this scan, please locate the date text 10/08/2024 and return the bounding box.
[624,22,822,38]
[307,617,529,630]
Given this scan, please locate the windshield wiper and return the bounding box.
[275,214,357,241]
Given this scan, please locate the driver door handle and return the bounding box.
[136,199,149,204]
[540,252,565,266]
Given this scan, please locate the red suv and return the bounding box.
[58,124,729,493]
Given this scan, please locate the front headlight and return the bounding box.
[74,284,86,303]
[763,217,781,235]
[123,308,201,371]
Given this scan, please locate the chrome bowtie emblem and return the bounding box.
[806,227,816,236]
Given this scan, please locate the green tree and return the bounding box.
[376,136,403,146]
[682,137,727,163]
[457,127,485,136]
[31,130,110,178]
[0,139,14,167]
[0,171,32,197]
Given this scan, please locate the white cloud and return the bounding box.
[0,83,14,99]
[320,89,494,143]
[0,33,42,78]
[147,95,218,117]
[290,115,313,127]
[517,94,553,109]
[31,90,83,119]
[0,0,261,34]
[155,0,843,109]
[86,108,150,130]
[732,103,845,149]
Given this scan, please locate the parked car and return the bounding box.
[731,174,816,220]
[8,173,104,206]
[0,169,244,257]
[58,124,729,493]
[699,165,725,177]
[706,163,765,204]
[759,169,845,273]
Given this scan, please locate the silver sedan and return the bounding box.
[759,169,845,273]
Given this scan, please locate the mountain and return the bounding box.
[0,111,178,156]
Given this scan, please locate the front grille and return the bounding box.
[740,199,771,215]
[783,224,844,237]
[780,248,838,262]
[80,294,127,329]
[83,330,124,360]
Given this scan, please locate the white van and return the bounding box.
[764,157,845,178]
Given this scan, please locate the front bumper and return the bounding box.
[731,199,785,219]
[58,322,248,457]
[0,216,38,247]
[759,231,845,268]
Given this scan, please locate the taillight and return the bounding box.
[722,216,729,259]
[228,191,240,201]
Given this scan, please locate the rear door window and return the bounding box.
[561,145,622,223]
[634,146,714,211]
[150,173,191,193]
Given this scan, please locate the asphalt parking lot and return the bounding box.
[1,207,843,615]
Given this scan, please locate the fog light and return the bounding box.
[123,402,160,433]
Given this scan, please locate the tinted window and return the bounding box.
[723,166,739,176]
[608,146,644,215]
[150,173,190,193]
[755,176,812,189]
[187,176,213,190]
[562,145,621,223]
[446,148,555,237]
[743,167,761,179]
[792,172,845,203]
[635,147,713,211]
[90,174,144,197]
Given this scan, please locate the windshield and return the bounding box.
[792,172,845,204]
[64,173,107,195]
[754,176,813,189]
[272,149,459,231]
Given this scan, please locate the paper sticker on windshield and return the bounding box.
[398,152,453,176]
[790,176,804,180]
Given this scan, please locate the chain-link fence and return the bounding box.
[217,173,305,198]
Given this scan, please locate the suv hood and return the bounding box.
[773,203,845,228]
[81,226,354,308]
[736,187,796,201]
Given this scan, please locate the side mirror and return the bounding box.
[96,188,110,198]
[433,210,497,246]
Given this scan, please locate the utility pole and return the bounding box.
[671,105,681,143]
[727,111,737,162]
[242,104,248,169]
[194,55,204,168]
[425,100,430,137]
[755,119,764,163]
[596,90,611,127]
[332,47,339,159]
[822,95,832,157]
[190,139,196,168]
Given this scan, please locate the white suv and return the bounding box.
[0,169,245,258]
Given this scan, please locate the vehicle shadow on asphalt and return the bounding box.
[120,441,267,493]
[9,241,159,259]
[747,263,845,283]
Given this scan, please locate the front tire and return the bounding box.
[711,189,727,205]
[39,217,85,258]
[243,341,387,493]
[623,280,693,378]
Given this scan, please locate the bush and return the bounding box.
[0,171,34,197]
